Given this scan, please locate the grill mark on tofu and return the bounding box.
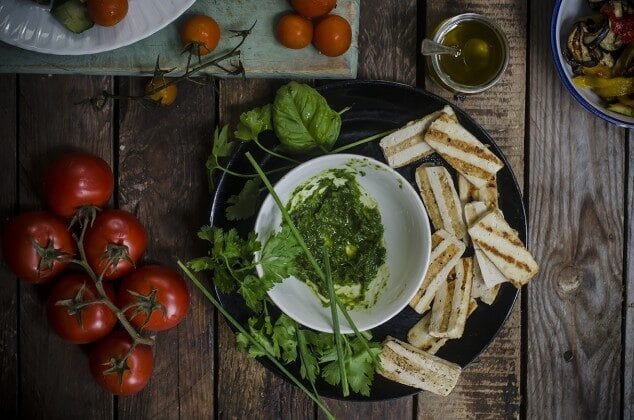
[480,223,524,247]
[442,154,496,182]
[417,168,443,230]
[474,239,534,273]
[437,170,465,237]
[383,133,426,155]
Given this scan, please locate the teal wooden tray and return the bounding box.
[0,0,359,79]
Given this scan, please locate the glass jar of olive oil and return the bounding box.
[426,13,509,94]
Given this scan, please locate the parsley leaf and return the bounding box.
[238,274,269,312]
[236,314,298,363]
[206,125,234,191]
[259,225,302,284]
[273,314,298,364]
[235,104,273,142]
[226,178,262,221]
[319,334,381,397]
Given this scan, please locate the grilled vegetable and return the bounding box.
[377,337,462,396]
[51,0,94,34]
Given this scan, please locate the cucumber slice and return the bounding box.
[51,0,94,34]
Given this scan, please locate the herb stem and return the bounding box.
[253,139,300,164]
[336,297,381,367]
[330,129,394,154]
[323,248,349,397]
[178,262,334,420]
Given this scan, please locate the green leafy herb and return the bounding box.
[206,126,236,191]
[235,312,299,363]
[320,334,381,396]
[273,82,342,153]
[235,104,273,142]
[225,178,262,221]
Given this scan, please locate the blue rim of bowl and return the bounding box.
[550,0,634,128]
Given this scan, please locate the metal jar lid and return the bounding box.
[427,13,510,94]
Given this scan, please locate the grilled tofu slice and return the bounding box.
[379,111,441,168]
[410,229,466,314]
[407,314,436,350]
[416,165,467,240]
[424,110,504,188]
[464,201,508,288]
[378,336,462,396]
[458,174,499,208]
[408,296,479,354]
[471,256,501,305]
[446,257,473,339]
[468,208,539,287]
[429,279,453,338]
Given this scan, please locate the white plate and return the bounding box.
[0,0,195,55]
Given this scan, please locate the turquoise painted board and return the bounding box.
[0,0,359,78]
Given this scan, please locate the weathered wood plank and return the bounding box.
[528,0,625,417]
[418,1,526,418]
[216,78,314,419]
[17,75,114,419]
[0,74,18,418]
[625,135,633,420]
[116,78,215,419]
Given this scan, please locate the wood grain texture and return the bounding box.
[17,75,114,419]
[357,0,417,84]
[216,79,315,419]
[0,74,18,418]
[417,1,527,418]
[116,79,215,419]
[528,0,625,417]
[626,136,633,420]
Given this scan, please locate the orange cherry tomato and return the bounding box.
[276,14,313,49]
[145,77,177,106]
[290,0,337,19]
[313,15,351,57]
[180,15,221,56]
[87,0,129,27]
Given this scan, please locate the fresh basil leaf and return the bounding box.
[235,104,273,142]
[272,82,341,153]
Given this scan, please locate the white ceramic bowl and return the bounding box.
[0,0,195,55]
[552,0,634,127]
[254,154,432,334]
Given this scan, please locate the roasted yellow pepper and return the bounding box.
[581,65,612,78]
[573,75,634,98]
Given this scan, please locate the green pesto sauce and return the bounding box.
[287,169,386,309]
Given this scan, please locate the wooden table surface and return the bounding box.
[0,0,630,418]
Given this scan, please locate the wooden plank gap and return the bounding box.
[623,130,633,420]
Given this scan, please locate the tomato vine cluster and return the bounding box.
[1,152,190,396]
[276,0,352,57]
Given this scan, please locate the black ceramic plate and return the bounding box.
[210,80,524,401]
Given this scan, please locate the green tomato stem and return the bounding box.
[178,261,334,420]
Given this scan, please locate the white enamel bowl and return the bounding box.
[0,0,195,55]
[552,0,634,127]
[254,154,432,334]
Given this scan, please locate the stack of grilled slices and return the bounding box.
[375,106,539,396]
